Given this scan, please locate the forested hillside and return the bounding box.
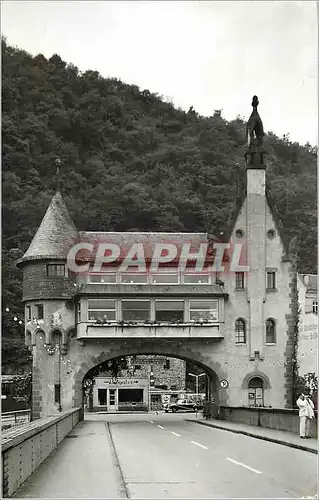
[2,39,317,372]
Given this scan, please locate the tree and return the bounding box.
[2,39,317,372]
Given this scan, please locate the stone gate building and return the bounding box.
[17,98,298,419]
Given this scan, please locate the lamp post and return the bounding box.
[188,373,206,398]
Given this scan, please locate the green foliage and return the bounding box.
[296,372,318,396]
[2,38,317,371]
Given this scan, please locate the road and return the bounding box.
[15,412,317,499]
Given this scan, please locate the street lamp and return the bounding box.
[188,373,206,398]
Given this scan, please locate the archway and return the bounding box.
[73,347,225,415]
[248,377,264,407]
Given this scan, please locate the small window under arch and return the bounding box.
[248,377,264,407]
[235,318,246,344]
[266,318,276,344]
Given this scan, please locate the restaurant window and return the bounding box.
[248,377,264,407]
[47,264,65,277]
[122,300,150,321]
[235,272,245,290]
[121,273,148,284]
[118,389,143,403]
[235,318,246,344]
[266,271,276,290]
[98,389,107,406]
[155,300,184,322]
[35,304,44,320]
[152,273,179,284]
[88,299,116,321]
[183,274,209,284]
[189,300,218,322]
[266,318,276,344]
[89,274,117,284]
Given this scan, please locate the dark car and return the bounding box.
[164,399,203,413]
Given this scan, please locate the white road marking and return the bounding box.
[157,425,165,429]
[147,420,154,424]
[171,431,181,437]
[190,440,208,449]
[226,457,262,474]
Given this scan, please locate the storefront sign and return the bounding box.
[101,378,147,386]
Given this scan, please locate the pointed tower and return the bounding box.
[21,191,79,263]
[17,192,79,419]
[245,96,267,359]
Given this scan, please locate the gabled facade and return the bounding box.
[17,97,298,419]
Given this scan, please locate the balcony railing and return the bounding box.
[77,321,223,339]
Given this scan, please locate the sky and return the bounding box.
[1,0,318,146]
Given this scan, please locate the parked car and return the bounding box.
[164,399,203,413]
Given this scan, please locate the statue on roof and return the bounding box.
[246,95,264,148]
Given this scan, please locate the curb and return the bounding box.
[87,411,150,415]
[188,419,318,455]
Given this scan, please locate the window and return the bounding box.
[152,273,179,284]
[122,300,150,321]
[267,229,276,239]
[248,377,264,407]
[235,272,245,289]
[155,300,184,322]
[54,384,61,404]
[189,300,218,322]
[47,264,65,277]
[121,273,148,284]
[77,302,81,322]
[89,274,117,284]
[26,306,31,321]
[98,389,107,406]
[164,359,170,370]
[266,318,276,343]
[266,272,276,290]
[88,299,116,321]
[235,229,244,239]
[118,389,143,403]
[35,304,44,320]
[235,319,246,343]
[183,274,209,284]
[313,301,318,314]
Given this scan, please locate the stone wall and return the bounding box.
[219,406,318,438]
[2,408,81,497]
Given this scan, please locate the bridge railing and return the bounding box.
[1,409,31,430]
[2,407,81,498]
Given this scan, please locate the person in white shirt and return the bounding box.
[296,393,315,438]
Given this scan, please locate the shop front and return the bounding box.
[93,377,149,412]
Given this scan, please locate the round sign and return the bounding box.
[220,379,229,389]
[84,379,92,387]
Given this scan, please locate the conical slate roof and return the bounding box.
[18,192,79,264]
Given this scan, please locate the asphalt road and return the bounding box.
[14,413,317,499]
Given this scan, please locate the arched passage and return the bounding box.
[72,343,228,414]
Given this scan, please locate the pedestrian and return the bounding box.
[296,393,315,439]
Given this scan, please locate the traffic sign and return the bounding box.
[220,379,229,389]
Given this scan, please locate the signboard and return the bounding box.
[103,379,140,385]
[161,395,170,404]
[220,379,229,389]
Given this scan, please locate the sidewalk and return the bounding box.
[11,420,126,498]
[188,418,318,454]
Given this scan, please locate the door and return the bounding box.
[109,389,117,411]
